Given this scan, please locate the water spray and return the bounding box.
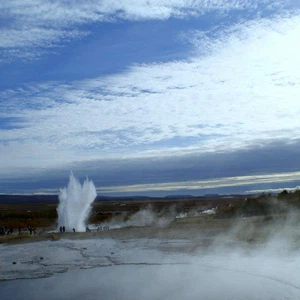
[57,173,97,232]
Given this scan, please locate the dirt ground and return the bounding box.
[2,213,300,255]
[2,194,300,253]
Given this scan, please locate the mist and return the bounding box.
[2,196,300,299]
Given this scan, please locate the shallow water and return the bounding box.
[2,234,300,300]
[1,264,299,300]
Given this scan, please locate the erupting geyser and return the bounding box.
[57,173,97,232]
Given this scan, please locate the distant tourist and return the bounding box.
[59,226,63,233]
[62,226,66,233]
[28,227,33,235]
[0,226,5,235]
[72,228,76,233]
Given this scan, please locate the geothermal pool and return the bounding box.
[1,238,300,300]
[2,263,300,300]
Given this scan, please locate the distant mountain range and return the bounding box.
[0,193,256,204]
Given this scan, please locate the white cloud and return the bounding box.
[1,0,284,26]
[0,0,291,62]
[96,171,300,193]
[245,186,300,194]
[1,5,300,179]
[0,28,86,48]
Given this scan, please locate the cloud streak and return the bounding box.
[0,0,294,62]
[96,171,300,194]
[2,139,300,195]
[245,186,300,194]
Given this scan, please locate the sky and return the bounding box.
[1,0,300,196]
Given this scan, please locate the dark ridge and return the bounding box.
[203,194,220,198]
[0,193,255,204]
[164,195,196,199]
[0,195,58,204]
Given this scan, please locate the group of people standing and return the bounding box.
[59,226,76,233]
[0,226,37,236]
[59,226,66,233]
[58,225,109,233]
[28,226,37,235]
[97,225,109,231]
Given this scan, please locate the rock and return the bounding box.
[51,234,60,241]
[12,262,17,265]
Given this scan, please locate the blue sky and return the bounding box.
[1,0,300,195]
